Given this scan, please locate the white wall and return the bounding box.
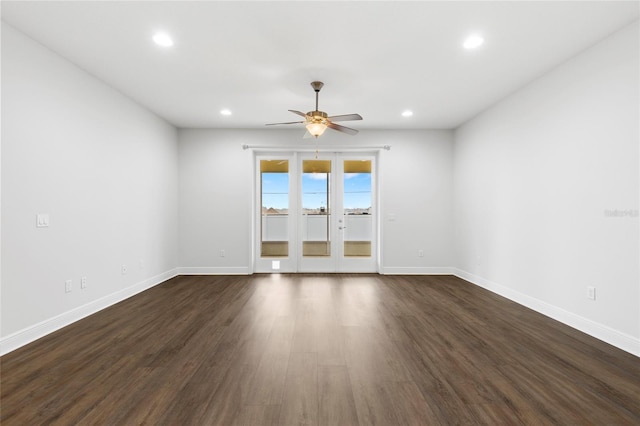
[453,22,639,354]
[1,24,179,352]
[377,130,454,273]
[178,129,254,274]
[178,128,454,274]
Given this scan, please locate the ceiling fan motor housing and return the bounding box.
[307,110,328,124]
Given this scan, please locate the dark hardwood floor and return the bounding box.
[1,274,639,425]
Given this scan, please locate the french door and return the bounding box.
[255,152,377,273]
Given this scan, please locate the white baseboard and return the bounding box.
[4,267,637,358]
[380,266,455,275]
[179,266,251,275]
[0,268,179,356]
[453,268,640,357]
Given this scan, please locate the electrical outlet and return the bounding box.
[81,276,87,289]
[220,249,226,258]
[418,249,424,258]
[587,286,596,300]
[65,279,72,293]
[121,264,127,275]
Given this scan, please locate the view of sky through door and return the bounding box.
[343,172,371,214]
[262,173,288,209]
[261,172,371,211]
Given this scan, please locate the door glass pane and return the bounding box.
[302,160,331,256]
[343,160,372,257]
[261,160,288,257]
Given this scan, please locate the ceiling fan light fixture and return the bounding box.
[306,121,327,138]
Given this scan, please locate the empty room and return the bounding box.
[1,1,639,424]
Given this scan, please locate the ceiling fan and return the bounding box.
[266,81,362,138]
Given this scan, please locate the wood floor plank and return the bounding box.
[385,380,442,426]
[290,298,321,353]
[1,274,639,425]
[316,321,346,366]
[243,315,294,407]
[244,351,290,406]
[343,325,414,384]
[278,352,318,426]
[198,363,258,426]
[235,404,282,426]
[349,379,403,425]
[318,365,360,426]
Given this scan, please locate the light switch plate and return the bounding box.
[36,214,50,227]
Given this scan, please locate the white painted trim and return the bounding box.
[0,268,179,356]
[380,266,455,275]
[453,268,640,357]
[242,144,391,152]
[4,266,636,359]
[179,266,251,275]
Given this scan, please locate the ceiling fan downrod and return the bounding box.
[311,81,324,111]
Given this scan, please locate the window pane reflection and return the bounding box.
[302,160,331,257]
[343,160,372,257]
[261,160,288,257]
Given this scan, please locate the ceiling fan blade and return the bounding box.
[327,122,359,136]
[327,113,362,122]
[288,110,308,118]
[265,120,304,126]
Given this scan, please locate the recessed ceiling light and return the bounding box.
[152,32,174,47]
[220,109,232,116]
[463,34,484,50]
[402,110,413,117]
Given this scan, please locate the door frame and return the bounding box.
[253,150,380,273]
[253,152,299,273]
[335,152,378,273]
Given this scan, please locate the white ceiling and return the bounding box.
[2,1,638,130]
